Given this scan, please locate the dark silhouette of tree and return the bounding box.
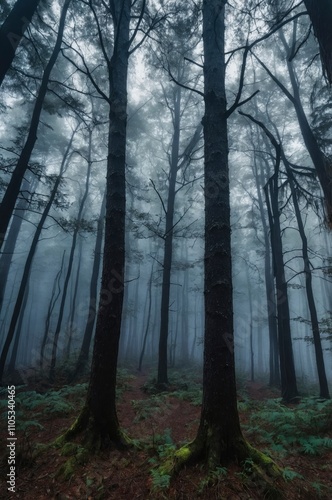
[57,0,156,450]
[241,110,330,400]
[0,171,36,313]
[303,0,332,84]
[0,0,41,87]
[161,1,280,479]
[0,0,71,251]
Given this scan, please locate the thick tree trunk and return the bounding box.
[59,0,132,450]
[162,4,279,477]
[0,0,71,250]
[0,0,41,87]
[193,0,246,464]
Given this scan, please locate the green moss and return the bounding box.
[174,445,192,461]
[56,457,76,480]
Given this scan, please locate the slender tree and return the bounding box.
[0,0,71,250]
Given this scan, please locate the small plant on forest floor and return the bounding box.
[149,428,175,493]
[198,466,228,493]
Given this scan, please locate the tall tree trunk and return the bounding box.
[0,0,41,87]
[303,0,332,84]
[253,152,280,386]
[59,0,132,450]
[287,169,330,398]
[165,3,281,477]
[264,162,298,402]
[74,190,106,379]
[65,240,82,362]
[0,0,71,250]
[157,87,181,386]
[7,282,29,375]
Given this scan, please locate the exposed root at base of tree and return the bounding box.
[52,405,133,479]
[158,430,282,498]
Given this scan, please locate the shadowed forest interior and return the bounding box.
[0,0,332,498]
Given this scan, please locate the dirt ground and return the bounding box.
[1,369,331,499]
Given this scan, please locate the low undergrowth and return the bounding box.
[242,397,332,457]
[0,368,331,498]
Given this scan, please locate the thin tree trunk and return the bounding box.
[40,250,66,370]
[7,282,29,374]
[73,190,106,379]
[49,127,92,383]
[138,263,154,372]
[253,152,280,386]
[0,171,36,313]
[0,0,71,250]
[264,166,298,402]
[157,86,181,386]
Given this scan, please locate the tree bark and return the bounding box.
[0,0,41,87]
[59,0,132,450]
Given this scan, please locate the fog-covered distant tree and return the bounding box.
[0,0,41,87]
[0,124,76,382]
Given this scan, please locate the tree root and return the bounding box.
[158,433,282,498]
[54,404,132,453]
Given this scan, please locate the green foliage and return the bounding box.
[244,397,332,457]
[150,468,171,492]
[198,466,228,493]
[282,468,304,481]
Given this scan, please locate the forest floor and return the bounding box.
[0,366,332,499]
